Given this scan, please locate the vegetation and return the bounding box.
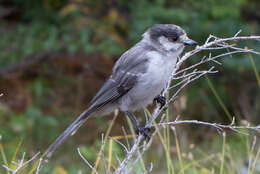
[0,0,259,173]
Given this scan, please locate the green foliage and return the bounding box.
[8,0,64,23]
[0,0,260,173]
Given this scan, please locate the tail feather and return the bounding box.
[45,109,92,158]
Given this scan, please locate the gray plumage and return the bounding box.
[45,24,197,158]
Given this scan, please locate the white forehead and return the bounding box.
[179,33,187,40]
[158,35,184,51]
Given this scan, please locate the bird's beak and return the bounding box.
[182,38,197,46]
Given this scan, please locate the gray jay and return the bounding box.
[46,24,197,158]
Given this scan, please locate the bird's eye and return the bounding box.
[169,37,178,42]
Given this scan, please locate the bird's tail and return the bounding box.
[45,108,93,158]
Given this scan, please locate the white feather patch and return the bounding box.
[158,36,182,51]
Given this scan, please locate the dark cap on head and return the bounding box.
[148,24,185,41]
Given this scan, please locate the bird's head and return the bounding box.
[143,24,197,52]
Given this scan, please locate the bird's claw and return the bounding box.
[136,126,151,140]
[154,95,166,109]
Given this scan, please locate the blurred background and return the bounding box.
[0,0,260,173]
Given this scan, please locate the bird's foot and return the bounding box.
[154,95,166,109]
[136,126,151,140]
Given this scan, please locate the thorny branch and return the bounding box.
[113,33,260,174]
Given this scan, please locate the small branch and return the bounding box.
[170,67,215,103]
[122,127,131,150]
[109,136,129,153]
[170,67,218,91]
[77,148,98,174]
[114,136,144,174]
[36,158,43,174]
[142,163,153,174]
[172,68,218,80]
[2,152,40,174]
[176,35,260,71]
[234,30,242,37]
[156,117,260,135]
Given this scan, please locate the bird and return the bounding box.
[45,24,197,158]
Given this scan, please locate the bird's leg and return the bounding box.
[124,111,150,139]
[154,95,166,109]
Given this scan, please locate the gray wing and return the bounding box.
[45,42,156,158]
[89,42,156,111]
[88,75,136,111]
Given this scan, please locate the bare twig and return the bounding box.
[169,67,215,103]
[2,152,40,174]
[114,136,144,174]
[156,116,260,135]
[172,68,218,80]
[36,158,43,174]
[170,67,218,91]
[77,148,98,174]
[142,163,153,174]
[122,127,131,150]
[109,136,129,153]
